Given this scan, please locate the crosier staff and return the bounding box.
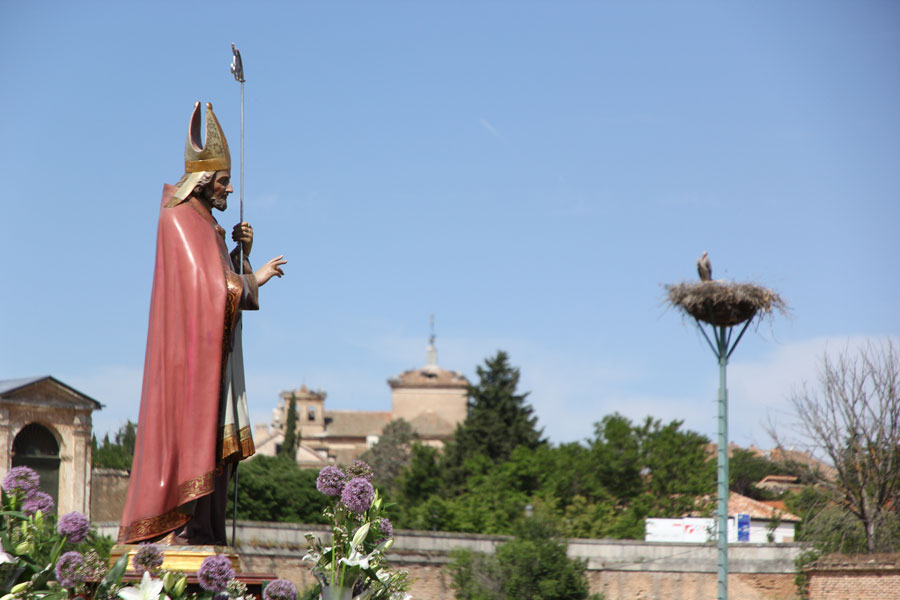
[231,43,246,273]
[230,43,245,548]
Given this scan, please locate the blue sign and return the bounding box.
[737,513,750,542]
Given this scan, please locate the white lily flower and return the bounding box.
[118,571,168,600]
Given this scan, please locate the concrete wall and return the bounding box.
[95,521,803,599]
[90,468,129,523]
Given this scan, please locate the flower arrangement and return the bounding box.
[0,467,300,600]
[303,461,411,600]
[0,466,118,599]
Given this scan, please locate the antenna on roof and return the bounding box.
[427,314,437,366]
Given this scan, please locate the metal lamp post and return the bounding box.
[694,316,753,600]
[667,268,786,600]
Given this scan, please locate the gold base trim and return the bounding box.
[110,544,241,574]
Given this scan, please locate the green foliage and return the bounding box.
[1,472,118,598]
[532,413,714,539]
[395,444,442,508]
[442,352,545,490]
[793,548,822,599]
[448,548,503,600]
[91,421,137,470]
[784,485,900,553]
[384,353,714,541]
[729,448,791,500]
[227,455,329,523]
[447,518,602,600]
[281,393,299,460]
[359,419,417,493]
[299,582,322,600]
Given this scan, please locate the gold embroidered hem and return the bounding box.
[118,508,190,543]
[220,424,256,461]
[176,469,216,503]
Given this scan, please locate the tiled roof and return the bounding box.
[408,411,455,437]
[388,365,468,388]
[0,376,47,395]
[0,376,103,409]
[324,411,392,438]
[728,492,800,522]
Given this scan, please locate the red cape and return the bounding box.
[119,185,238,543]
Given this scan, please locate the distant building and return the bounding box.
[755,474,804,495]
[254,336,468,466]
[646,491,800,544]
[0,376,101,518]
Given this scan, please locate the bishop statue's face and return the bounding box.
[206,170,233,211]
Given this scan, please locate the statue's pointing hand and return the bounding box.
[232,222,253,257]
[256,256,287,287]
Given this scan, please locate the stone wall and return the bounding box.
[96,521,803,599]
[807,554,900,600]
[90,468,129,523]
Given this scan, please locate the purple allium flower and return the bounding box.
[57,511,90,543]
[197,554,235,592]
[55,551,84,588]
[23,490,54,515]
[340,477,374,513]
[316,465,346,497]
[133,543,164,576]
[378,517,393,540]
[345,460,373,481]
[76,550,107,582]
[263,578,298,600]
[2,466,40,494]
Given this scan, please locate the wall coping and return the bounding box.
[94,521,804,574]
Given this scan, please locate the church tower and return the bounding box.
[387,320,468,444]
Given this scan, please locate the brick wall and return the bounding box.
[97,522,803,600]
[808,554,900,600]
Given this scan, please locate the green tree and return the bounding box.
[228,455,329,523]
[393,444,444,528]
[729,448,791,500]
[447,518,602,600]
[281,393,299,459]
[442,351,544,489]
[359,419,417,493]
[92,421,137,470]
[535,414,714,539]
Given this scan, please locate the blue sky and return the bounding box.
[2,2,898,450]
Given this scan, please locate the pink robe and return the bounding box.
[119,185,257,543]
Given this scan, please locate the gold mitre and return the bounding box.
[185,101,231,173]
[170,102,231,205]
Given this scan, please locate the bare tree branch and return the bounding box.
[785,340,900,552]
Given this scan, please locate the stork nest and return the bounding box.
[665,281,788,327]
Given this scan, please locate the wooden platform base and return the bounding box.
[109,544,276,599]
[110,543,241,573]
[121,571,277,599]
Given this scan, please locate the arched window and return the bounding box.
[12,423,60,512]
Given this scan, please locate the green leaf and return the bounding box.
[98,553,129,590]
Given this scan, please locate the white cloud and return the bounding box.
[479,118,503,140]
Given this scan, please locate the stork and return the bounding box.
[697,251,712,281]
